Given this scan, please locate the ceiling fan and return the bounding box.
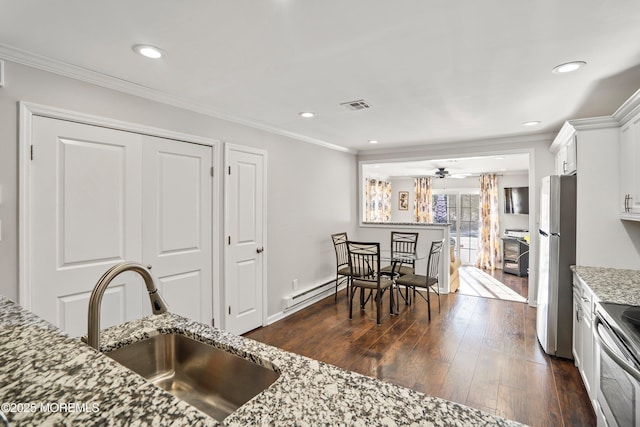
[433,167,474,179]
[434,167,449,179]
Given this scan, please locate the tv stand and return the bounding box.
[502,238,529,277]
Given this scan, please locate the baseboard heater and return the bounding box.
[283,278,337,312]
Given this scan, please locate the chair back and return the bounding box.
[346,241,380,286]
[391,231,419,267]
[426,239,445,283]
[390,232,418,255]
[331,232,349,267]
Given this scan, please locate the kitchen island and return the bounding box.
[0,296,524,426]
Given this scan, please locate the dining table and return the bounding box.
[380,249,427,313]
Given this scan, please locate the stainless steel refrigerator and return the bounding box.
[536,175,577,359]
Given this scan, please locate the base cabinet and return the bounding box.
[572,273,598,412]
[572,286,583,367]
[580,296,594,399]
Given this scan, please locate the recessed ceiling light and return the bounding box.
[298,112,315,118]
[132,44,166,59]
[368,140,379,144]
[552,61,586,74]
[522,121,541,127]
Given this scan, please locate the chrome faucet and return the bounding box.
[87,262,168,350]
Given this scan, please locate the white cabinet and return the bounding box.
[572,273,598,411]
[580,289,594,400]
[551,123,578,176]
[556,135,577,175]
[619,112,640,219]
[556,145,568,176]
[572,284,583,366]
[565,135,577,175]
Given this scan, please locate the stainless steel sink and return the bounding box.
[106,333,279,421]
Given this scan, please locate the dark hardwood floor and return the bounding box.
[245,274,595,427]
[490,268,530,299]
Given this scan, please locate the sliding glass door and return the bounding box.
[432,190,480,265]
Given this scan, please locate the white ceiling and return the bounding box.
[364,153,530,180]
[2,1,640,153]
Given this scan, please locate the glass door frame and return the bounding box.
[431,187,480,265]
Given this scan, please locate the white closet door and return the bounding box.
[30,116,144,337]
[141,136,213,323]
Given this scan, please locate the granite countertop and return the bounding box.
[0,296,525,426]
[572,265,640,305]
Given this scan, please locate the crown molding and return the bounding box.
[550,121,577,153]
[356,131,556,157]
[550,116,620,153]
[0,44,354,154]
[613,87,640,126]
[567,116,620,130]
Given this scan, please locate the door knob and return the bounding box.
[256,247,264,254]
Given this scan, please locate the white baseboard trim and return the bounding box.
[266,282,347,325]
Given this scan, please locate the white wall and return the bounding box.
[389,178,414,222]
[576,127,640,268]
[0,60,357,322]
[498,174,530,235]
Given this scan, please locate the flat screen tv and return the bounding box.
[504,187,529,214]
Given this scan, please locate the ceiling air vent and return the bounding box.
[340,99,371,111]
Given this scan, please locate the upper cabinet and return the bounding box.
[550,123,578,176]
[556,135,577,175]
[619,111,640,220]
[551,89,640,222]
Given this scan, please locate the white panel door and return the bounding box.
[225,145,266,335]
[141,136,213,324]
[30,116,144,337]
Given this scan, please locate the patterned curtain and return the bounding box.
[364,178,392,222]
[476,174,501,270]
[414,177,433,223]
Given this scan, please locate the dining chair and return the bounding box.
[331,232,355,303]
[346,241,395,325]
[380,232,419,277]
[395,239,444,320]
